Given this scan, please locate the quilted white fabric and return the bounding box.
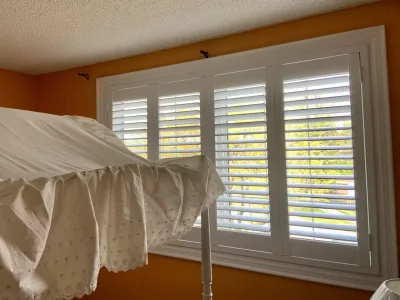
[0,108,224,300]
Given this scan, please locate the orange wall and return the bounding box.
[0,69,37,110]
[33,0,400,299]
[88,255,371,300]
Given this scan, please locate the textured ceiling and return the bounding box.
[0,0,378,75]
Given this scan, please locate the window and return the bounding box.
[97,26,397,290]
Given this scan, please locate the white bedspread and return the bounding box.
[0,108,224,300]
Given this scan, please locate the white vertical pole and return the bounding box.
[201,208,213,300]
[200,74,214,300]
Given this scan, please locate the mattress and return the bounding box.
[0,108,224,300]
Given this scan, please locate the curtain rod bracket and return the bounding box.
[78,73,89,80]
[200,50,209,59]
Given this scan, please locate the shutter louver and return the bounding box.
[214,69,269,236]
[158,92,201,158]
[112,98,148,158]
[284,57,357,244]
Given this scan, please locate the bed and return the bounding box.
[0,108,224,300]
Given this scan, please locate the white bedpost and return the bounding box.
[201,208,213,300]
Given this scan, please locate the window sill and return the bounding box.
[150,244,383,291]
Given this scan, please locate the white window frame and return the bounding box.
[97,26,397,291]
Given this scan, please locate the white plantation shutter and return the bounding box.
[112,87,148,158]
[212,69,272,252]
[106,59,370,264]
[284,74,356,242]
[106,58,370,265]
[158,79,201,159]
[157,79,203,236]
[282,55,369,264]
[99,30,397,286]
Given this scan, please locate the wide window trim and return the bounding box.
[97,26,397,291]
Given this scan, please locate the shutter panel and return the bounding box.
[158,80,201,159]
[112,87,148,158]
[213,69,271,252]
[157,79,203,242]
[282,55,370,264]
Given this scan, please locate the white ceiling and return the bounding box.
[0,0,378,75]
